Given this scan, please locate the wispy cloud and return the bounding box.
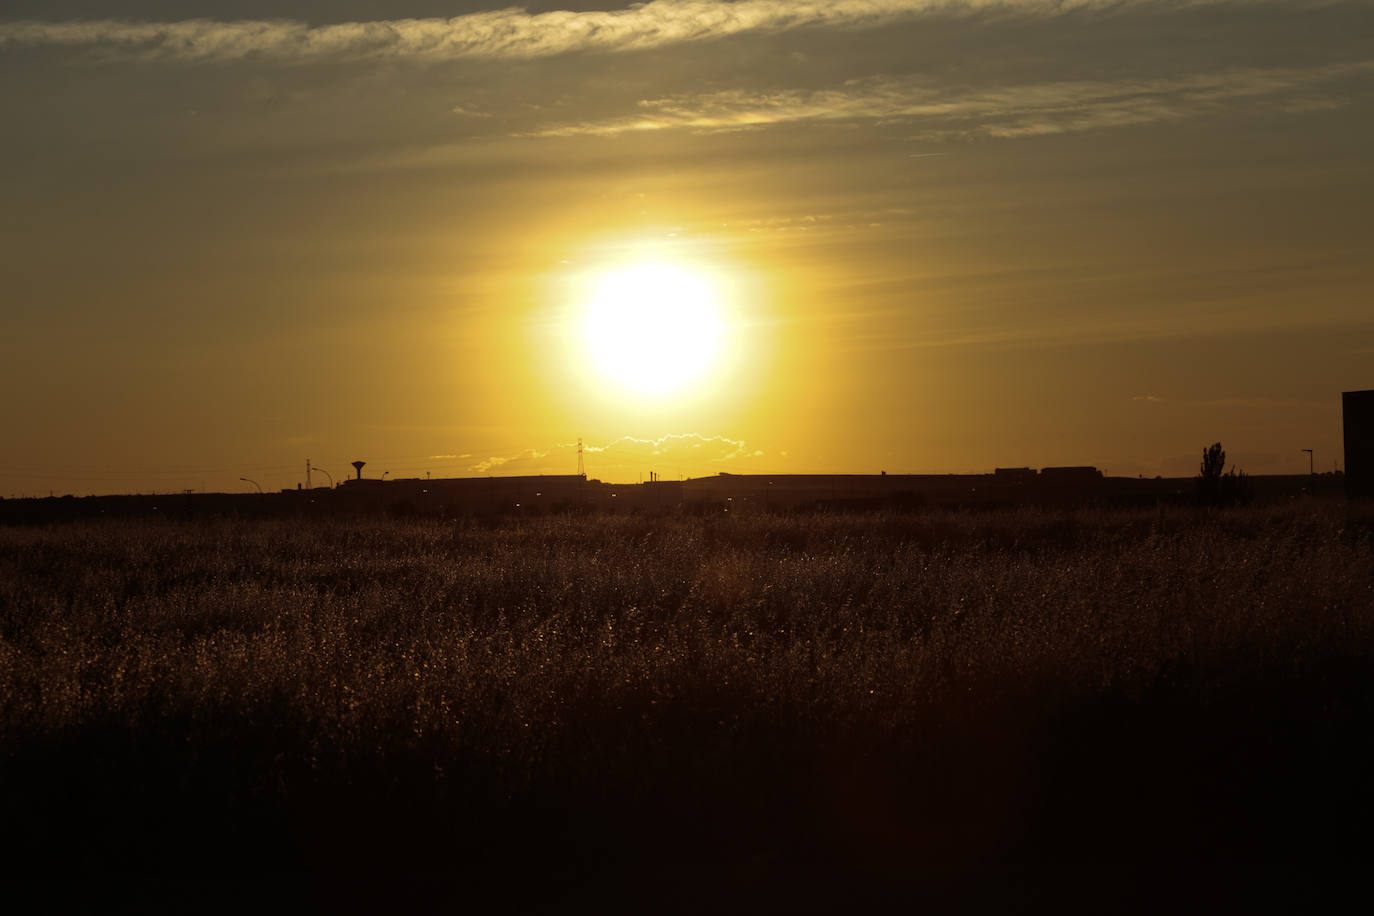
[470,447,548,474]
[1196,397,1338,410]
[576,432,754,462]
[1129,394,1339,409]
[464,433,760,479]
[526,60,1374,138]
[0,1,1335,65]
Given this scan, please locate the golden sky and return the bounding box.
[3,1,1372,493]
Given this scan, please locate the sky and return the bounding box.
[3,0,1372,494]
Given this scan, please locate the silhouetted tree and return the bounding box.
[1198,443,1225,504]
[1201,443,1225,479]
[1197,442,1251,505]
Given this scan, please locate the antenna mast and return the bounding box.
[577,438,585,477]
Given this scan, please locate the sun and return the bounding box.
[579,261,726,396]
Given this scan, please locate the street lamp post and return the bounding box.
[313,467,334,488]
[240,477,263,493]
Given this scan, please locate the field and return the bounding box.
[3,503,1374,910]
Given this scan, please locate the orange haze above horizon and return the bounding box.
[2,1,1371,495]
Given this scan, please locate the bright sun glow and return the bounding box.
[580,261,726,395]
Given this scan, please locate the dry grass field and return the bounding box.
[3,502,1373,909]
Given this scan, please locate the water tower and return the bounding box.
[351,460,366,481]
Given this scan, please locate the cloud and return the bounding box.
[0,1,1337,65]
[1130,394,1339,409]
[1195,397,1338,410]
[470,447,548,474]
[460,433,761,479]
[465,434,757,477]
[525,60,1374,139]
[576,433,754,462]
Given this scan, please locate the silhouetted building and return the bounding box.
[1344,390,1374,498]
[1039,466,1103,485]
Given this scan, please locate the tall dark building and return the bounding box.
[1344,389,1374,498]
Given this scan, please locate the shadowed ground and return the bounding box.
[3,505,1372,910]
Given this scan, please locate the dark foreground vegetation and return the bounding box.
[3,503,1374,910]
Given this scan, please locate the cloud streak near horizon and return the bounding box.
[468,433,760,476]
[0,0,1337,65]
[578,433,755,461]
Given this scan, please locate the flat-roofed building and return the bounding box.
[1039,466,1103,485]
[1344,389,1374,498]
